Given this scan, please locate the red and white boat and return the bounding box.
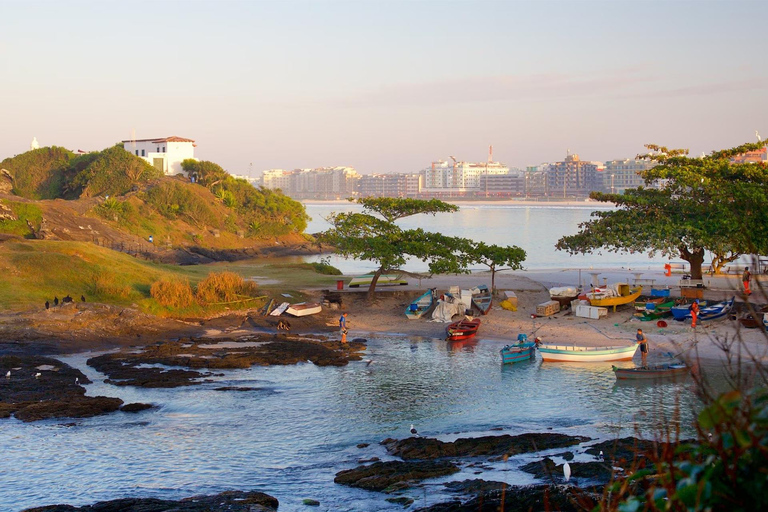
[446,318,481,341]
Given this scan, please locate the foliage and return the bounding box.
[320,198,471,299]
[85,272,133,300]
[181,159,228,187]
[462,241,526,292]
[195,271,258,305]
[310,257,342,275]
[556,141,768,279]
[150,278,196,308]
[144,181,218,229]
[0,146,75,199]
[93,197,135,223]
[71,145,163,198]
[0,201,43,238]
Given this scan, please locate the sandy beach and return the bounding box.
[310,267,768,370]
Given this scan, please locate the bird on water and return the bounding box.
[563,461,571,482]
[410,424,419,437]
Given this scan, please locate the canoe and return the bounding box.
[471,285,493,315]
[671,297,734,322]
[538,343,638,362]
[285,302,322,317]
[500,335,537,364]
[586,284,643,312]
[405,289,437,320]
[634,300,675,321]
[612,363,689,380]
[348,274,408,288]
[446,318,481,341]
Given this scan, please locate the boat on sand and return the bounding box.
[285,302,322,317]
[405,289,437,319]
[471,285,493,315]
[586,283,643,312]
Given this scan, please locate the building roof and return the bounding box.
[121,136,195,143]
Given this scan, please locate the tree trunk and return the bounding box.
[678,245,705,280]
[711,251,740,275]
[366,268,384,302]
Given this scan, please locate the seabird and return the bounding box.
[75,378,80,385]
[35,372,41,379]
[410,424,419,437]
[364,359,374,367]
[563,461,571,482]
[598,450,604,461]
[5,370,10,378]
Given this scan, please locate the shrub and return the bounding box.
[87,272,133,300]
[195,271,257,305]
[150,278,196,308]
[310,257,342,275]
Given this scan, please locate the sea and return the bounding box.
[0,203,708,511]
[301,201,665,275]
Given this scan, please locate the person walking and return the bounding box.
[743,267,752,296]
[636,328,649,367]
[690,300,700,328]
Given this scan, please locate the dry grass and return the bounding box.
[195,271,258,305]
[150,278,196,308]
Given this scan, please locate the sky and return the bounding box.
[1,0,766,176]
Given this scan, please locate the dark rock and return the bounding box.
[21,490,278,511]
[415,484,600,512]
[357,443,370,448]
[583,436,689,466]
[334,460,460,492]
[386,496,414,506]
[358,457,381,464]
[1,355,120,422]
[120,403,154,413]
[302,498,320,506]
[383,433,591,460]
[519,457,613,484]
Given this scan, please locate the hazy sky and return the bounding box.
[1,0,766,175]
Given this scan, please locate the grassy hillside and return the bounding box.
[0,239,338,314]
[0,146,75,199]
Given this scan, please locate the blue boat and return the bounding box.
[671,297,734,322]
[405,288,436,320]
[500,334,537,364]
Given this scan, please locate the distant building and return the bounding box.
[261,167,360,199]
[730,147,768,164]
[423,159,510,192]
[121,136,196,175]
[30,137,39,150]
[546,153,598,198]
[359,173,422,197]
[602,159,655,193]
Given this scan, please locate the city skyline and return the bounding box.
[1,0,766,176]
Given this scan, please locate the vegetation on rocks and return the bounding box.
[0,146,75,199]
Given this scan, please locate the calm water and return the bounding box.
[0,336,700,512]
[302,202,664,274]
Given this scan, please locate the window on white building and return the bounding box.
[141,149,145,157]
[135,150,139,156]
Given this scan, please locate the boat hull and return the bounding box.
[285,303,322,317]
[672,297,734,322]
[471,285,493,315]
[349,274,407,288]
[587,287,643,311]
[613,364,689,380]
[446,318,481,341]
[538,344,638,362]
[500,342,536,364]
[405,289,436,320]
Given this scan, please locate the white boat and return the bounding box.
[285,302,322,317]
[538,343,638,362]
[348,274,408,288]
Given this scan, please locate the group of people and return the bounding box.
[45,295,85,309]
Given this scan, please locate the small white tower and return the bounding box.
[30,137,39,150]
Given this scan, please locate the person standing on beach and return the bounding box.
[690,300,699,328]
[636,328,649,366]
[743,267,752,295]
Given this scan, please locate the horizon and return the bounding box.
[1,0,766,176]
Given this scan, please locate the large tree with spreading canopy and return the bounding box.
[556,141,768,280]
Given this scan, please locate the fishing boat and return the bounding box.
[538,343,638,362]
[612,363,689,380]
[549,286,580,310]
[500,334,538,364]
[471,285,493,315]
[285,302,322,317]
[586,283,643,312]
[671,297,734,322]
[446,318,481,341]
[405,288,437,320]
[348,274,408,288]
[634,300,675,321]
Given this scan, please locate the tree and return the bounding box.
[319,198,469,300]
[556,141,768,280]
[462,241,526,294]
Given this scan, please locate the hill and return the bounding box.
[0,146,313,263]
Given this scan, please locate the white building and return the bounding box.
[121,136,196,175]
[423,159,510,190]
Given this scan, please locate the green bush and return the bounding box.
[0,146,75,199]
[71,145,162,198]
[310,257,342,275]
[144,182,218,228]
